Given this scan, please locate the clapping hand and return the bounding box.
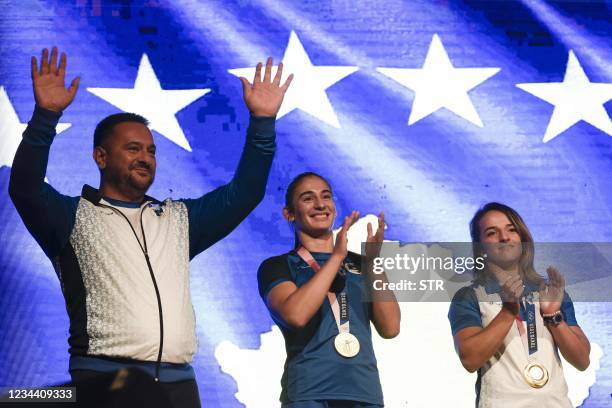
[333,211,360,259]
[365,212,385,261]
[539,266,565,315]
[489,262,523,316]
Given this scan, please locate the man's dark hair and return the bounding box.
[93,113,150,147]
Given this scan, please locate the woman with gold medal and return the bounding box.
[448,202,591,407]
[257,172,400,407]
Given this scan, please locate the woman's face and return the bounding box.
[286,176,336,236]
[478,210,523,268]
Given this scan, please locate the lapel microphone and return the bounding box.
[150,202,165,216]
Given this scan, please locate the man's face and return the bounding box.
[97,122,157,194]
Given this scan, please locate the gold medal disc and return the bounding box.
[523,361,549,388]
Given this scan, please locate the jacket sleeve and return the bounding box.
[8,105,78,259]
[181,116,276,259]
[448,286,482,336]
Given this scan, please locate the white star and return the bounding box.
[228,31,358,128]
[517,50,612,143]
[0,86,71,169]
[87,54,209,152]
[377,34,500,127]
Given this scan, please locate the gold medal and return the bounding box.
[522,361,549,388]
[334,332,360,358]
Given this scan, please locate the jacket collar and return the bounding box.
[81,184,162,207]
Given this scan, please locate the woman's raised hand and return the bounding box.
[333,211,360,259]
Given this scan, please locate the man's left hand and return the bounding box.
[240,57,293,117]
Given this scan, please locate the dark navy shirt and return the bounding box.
[258,251,384,405]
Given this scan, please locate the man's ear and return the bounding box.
[93,146,107,170]
[282,207,295,222]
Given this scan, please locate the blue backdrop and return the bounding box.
[0,0,610,406]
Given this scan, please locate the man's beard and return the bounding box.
[104,168,155,196]
[126,170,154,192]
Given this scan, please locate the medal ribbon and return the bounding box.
[512,292,548,387]
[297,247,349,334]
[516,296,538,356]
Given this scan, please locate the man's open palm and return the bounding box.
[32,47,80,113]
[240,57,293,117]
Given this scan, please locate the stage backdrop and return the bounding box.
[1,1,611,407]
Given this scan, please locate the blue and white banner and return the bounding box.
[0,1,610,406]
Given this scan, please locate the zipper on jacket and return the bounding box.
[139,206,164,382]
[99,202,165,382]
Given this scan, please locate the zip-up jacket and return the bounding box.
[8,106,276,380]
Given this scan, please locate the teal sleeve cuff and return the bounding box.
[246,116,276,153]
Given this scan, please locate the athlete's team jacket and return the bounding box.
[9,106,275,377]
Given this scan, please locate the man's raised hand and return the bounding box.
[240,57,293,117]
[31,47,80,113]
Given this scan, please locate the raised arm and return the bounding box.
[183,58,293,259]
[263,213,357,330]
[9,47,80,258]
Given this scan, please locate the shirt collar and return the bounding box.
[81,184,161,207]
[101,196,142,208]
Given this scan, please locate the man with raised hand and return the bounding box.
[9,46,292,407]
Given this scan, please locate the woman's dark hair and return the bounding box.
[284,172,333,248]
[470,202,542,285]
[284,172,332,212]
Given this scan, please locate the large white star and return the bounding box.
[377,34,500,127]
[87,54,209,152]
[517,50,612,143]
[0,86,71,169]
[228,31,358,128]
